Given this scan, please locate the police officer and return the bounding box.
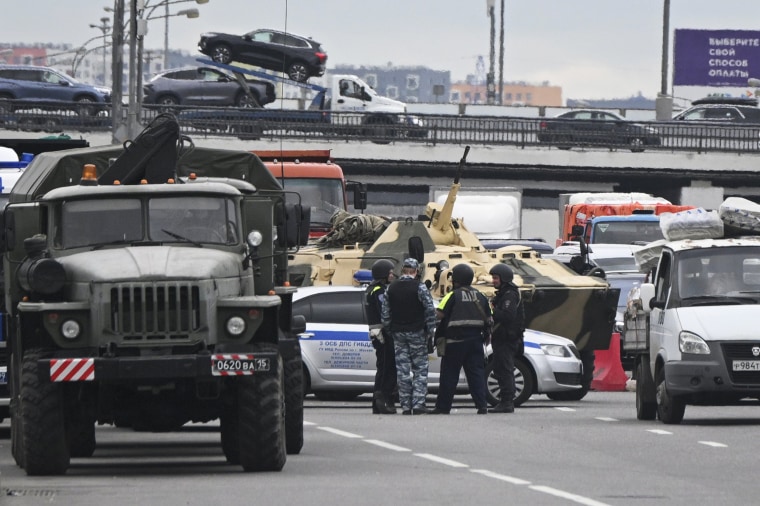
[430,264,490,415]
[381,258,436,415]
[365,259,397,414]
[488,264,525,414]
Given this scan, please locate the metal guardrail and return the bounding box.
[1,100,760,154]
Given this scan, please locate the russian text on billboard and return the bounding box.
[674,29,760,87]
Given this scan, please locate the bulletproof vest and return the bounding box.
[386,279,425,332]
[447,287,488,331]
[365,282,384,327]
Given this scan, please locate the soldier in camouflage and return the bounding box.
[381,258,436,415]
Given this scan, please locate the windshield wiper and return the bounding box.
[161,229,203,247]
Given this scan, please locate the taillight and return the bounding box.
[539,121,547,130]
[315,52,327,63]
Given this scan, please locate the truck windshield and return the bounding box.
[591,220,664,244]
[56,196,239,249]
[281,178,345,226]
[678,248,760,299]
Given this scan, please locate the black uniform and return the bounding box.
[490,282,524,410]
[366,280,397,414]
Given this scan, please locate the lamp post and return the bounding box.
[89,16,111,85]
[655,0,673,120]
[486,0,496,105]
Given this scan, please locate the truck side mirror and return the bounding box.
[639,283,657,312]
[353,183,367,211]
[571,225,583,239]
[277,203,310,248]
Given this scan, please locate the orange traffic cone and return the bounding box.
[591,332,628,391]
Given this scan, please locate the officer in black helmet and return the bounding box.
[488,263,525,414]
[365,259,397,414]
[430,263,491,415]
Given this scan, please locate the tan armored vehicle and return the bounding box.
[288,147,619,396]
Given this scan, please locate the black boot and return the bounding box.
[488,400,514,414]
[373,392,396,414]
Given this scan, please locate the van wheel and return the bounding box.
[656,368,685,424]
[635,359,657,420]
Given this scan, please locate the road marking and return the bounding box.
[317,426,363,438]
[647,429,673,435]
[414,453,469,468]
[303,421,317,426]
[595,417,618,422]
[699,441,727,448]
[364,439,411,452]
[555,407,576,412]
[471,469,531,485]
[530,485,611,506]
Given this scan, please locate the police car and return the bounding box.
[293,285,583,406]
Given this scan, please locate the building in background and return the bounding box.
[450,77,562,106]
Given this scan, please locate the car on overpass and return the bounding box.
[538,109,661,152]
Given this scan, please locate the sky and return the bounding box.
[4,0,760,102]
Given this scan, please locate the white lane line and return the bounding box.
[317,426,363,438]
[530,485,611,506]
[647,429,673,435]
[414,453,469,468]
[304,421,317,426]
[595,417,618,422]
[699,441,727,448]
[364,439,411,452]
[470,469,531,485]
[555,407,576,412]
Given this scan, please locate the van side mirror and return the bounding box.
[639,283,657,312]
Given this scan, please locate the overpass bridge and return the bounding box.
[3,130,760,243]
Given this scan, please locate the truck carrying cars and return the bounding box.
[1,115,308,475]
[177,59,427,143]
[624,199,760,423]
[557,192,694,247]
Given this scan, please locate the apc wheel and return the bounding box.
[629,137,646,153]
[656,368,685,424]
[286,61,309,82]
[636,359,657,420]
[211,44,232,64]
[284,353,304,455]
[238,347,286,472]
[21,349,70,475]
[485,357,534,407]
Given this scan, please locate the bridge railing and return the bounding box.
[1,100,759,154]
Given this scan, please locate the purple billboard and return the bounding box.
[674,29,760,87]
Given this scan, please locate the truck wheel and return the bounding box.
[284,354,304,455]
[484,357,534,407]
[21,349,70,475]
[66,410,96,458]
[635,358,657,420]
[656,368,685,424]
[238,348,286,472]
[362,118,395,145]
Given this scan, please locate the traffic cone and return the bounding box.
[591,332,628,391]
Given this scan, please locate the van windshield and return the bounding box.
[677,248,760,300]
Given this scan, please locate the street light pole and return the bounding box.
[486,0,496,105]
[655,0,673,120]
[498,0,504,105]
[111,0,126,144]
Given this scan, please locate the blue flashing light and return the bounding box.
[353,269,373,286]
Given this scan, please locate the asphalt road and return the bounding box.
[0,390,759,506]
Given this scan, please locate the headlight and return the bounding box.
[61,320,81,340]
[540,343,572,358]
[679,331,710,354]
[614,320,625,333]
[247,230,263,247]
[226,316,246,336]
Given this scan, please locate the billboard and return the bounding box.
[673,29,760,87]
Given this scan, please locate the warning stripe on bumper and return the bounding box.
[50,358,95,382]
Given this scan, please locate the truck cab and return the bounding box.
[627,237,760,423]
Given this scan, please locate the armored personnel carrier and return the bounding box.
[288,147,619,396]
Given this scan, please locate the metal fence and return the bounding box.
[2,100,760,155]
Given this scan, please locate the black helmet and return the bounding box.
[371,259,395,280]
[451,263,474,286]
[489,263,514,284]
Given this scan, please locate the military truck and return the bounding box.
[288,147,619,398]
[1,115,308,475]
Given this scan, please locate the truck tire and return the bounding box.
[362,117,395,145]
[635,358,657,420]
[485,357,535,407]
[21,349,70,475]
[656,367,685,424]
[284,353,304,455]
[238,349,286,472]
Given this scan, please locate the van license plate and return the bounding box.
[732,360,760,371]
